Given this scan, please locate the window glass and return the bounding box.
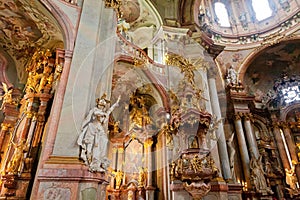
[214,2,231,27]
[252,0,272,21]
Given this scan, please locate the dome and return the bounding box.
[196,0,300,49]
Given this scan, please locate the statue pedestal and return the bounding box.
[170,181,191,200]
[203,180,228,200]
[228,182,243,200]
[145,186,155,200]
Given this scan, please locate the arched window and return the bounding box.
[214,2,231,27]
[251,0,272,21]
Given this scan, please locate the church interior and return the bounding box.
[0,0,300,199]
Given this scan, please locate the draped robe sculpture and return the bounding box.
[77,94,120,172]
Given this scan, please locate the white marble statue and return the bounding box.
[77,94,120,172]
[226,66,238,86]
[227,131,236,180]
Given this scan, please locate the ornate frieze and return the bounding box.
[170,150,219,199]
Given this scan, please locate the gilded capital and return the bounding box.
[118,147,124,153]
[112,148,118,154]
[234,113,241,121]
[281,122,290,130]
[243,113,253,121]
[1,123,11,131]
[144,138,153,148]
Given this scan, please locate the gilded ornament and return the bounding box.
[191,155,203,173]
[1,123,11,131]
[144,139,153,148]
[118,147,124,153]
[104,0,123,18]
[138,167,147,187]
[6,139,28,175]
[111,169,123,189]
[129,93,152,131]
[24,49,61,94]
[0,83,17,110]
[165,53,206,90]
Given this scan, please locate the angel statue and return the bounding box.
[77,94,121,172]
[0,82,15,110]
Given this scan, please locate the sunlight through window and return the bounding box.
[252,0,272,21]
[214,2,231,27]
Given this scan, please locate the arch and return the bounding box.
[238,37,300,84]
[253,114,271,140]
[40,0,78,51]
[280,103,300,121]
[0,54,13,88]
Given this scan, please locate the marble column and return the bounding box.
[243,114,259,159]
[208,75,231,180]
[145,138,154,200]
[111,147,118,170]
[202,69,222,179]
[117,147,124,171]
[144,138,153,187]
[273,124,290,170]
[234,114,251,188]
[162,133,170,200]
[282,123,298,162]
[282,123,300,181]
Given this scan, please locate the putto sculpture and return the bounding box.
[77,94,120,172]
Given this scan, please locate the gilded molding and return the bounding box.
[165,53,208,90]
[1,123,11,131]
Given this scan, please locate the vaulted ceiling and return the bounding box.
[0,0,63,84]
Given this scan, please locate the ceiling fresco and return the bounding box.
[244,40,300,102]
[0,0,64,83]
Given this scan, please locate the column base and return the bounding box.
[31,156,109,200]
[203,180,228,200]
[228,182,243,200]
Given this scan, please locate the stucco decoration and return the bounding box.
[244,40,300,102]
[0,0,63,83]
[121,0,162,49]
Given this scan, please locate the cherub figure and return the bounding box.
[0,82,15,110]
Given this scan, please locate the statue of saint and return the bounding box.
[6,139,28,175]
[250,154,273,194]
[226,66,237,86]
[77,94,120,172]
